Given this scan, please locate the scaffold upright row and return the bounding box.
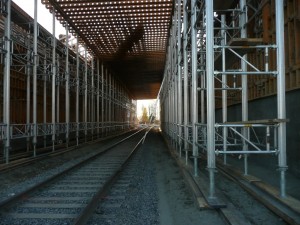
[160,0,287,202]
[0,0,137,164]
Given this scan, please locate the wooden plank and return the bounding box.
[220,206,252,225]
[227,38,263,47]
[221,118,289,125]
[253,181,300,214]
[217,162,300,224]
[181,168,209,209]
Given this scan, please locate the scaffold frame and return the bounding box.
[160,0,288,201]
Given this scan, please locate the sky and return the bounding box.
[136,99,159,120]
[13,0,66,38]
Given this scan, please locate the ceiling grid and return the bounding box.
[41,0,174,99]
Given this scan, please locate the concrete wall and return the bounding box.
[216,89,300,178]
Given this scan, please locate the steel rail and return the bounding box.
[216,163,300,225]
[0,128,145,210]
[73,127,149,224]
[0,129,136,172]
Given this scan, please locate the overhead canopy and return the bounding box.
[41,0,174,99]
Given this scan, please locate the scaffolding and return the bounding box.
[0,1,136,164]
[160,0,288,203]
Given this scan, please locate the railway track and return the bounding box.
[0,128,149,225]
[1,128,298,225]
[0,130,135,172]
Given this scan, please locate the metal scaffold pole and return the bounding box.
[76,35,79,146]
[26,23,31,152]
[65,24,70,148]
[108,72,112,134]
[183,0,189,164]
[205,0,216,198]
[105,68,108,135]
[33,0,38,157]
[97,59,100,138]
[191,0,198,176]
[101,63,104,136]
[177,0,183,152]
[3,0,11,163]
[43,49,47,148]
[84,48,88,142]
[158,0,288,203]
[275,0,287,198]
[52,9,56,151]
[91,58,94,140]
[240,0,249,175]
[56,55,60,131]
[108,70,111,132]
[221,15,227,164]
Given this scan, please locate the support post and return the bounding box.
[52,10,56,151]
[43,52,47,148]
[109,72,112,134]
[275,0,287,198]
[105,68,108,135]
[26,29,31,152]
[32,0,38,157]
[101,63,104,136]
[183,0,189,164]
[240,0,249,175]
[91,58,94,140]
[3,0,11,163]
[76,35,79,146]
[97,59,100,138]
[206,0,216,198]
[191,0,198,176]
[65,24,70,147]
[221,15,227,164]
[84,48,88,142]
[56,56,60,139]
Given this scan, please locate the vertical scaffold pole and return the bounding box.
[76,35,79,146]
[105,68,109,135]
[91,58,94,140]
[65,24,70,148]
[3,0,11,163]
[101,63,104,136]
[109,72,112,133]
[240,0,249,175]
[206,0,216,198]
[56,54,61,143]
[174,20,178,147]
[275,0,287,198]
[52,10,56,151]
[191,0,198,176]
[33,0,38,157]
[112,77,114,131]
[96,59,100,138]
[97,59,100,138]
[43,51,47,148]
[84,49,88,142]
[56,56,60,130]
[26,25,31,152]
[177,6,181,143]
[183,0,189,164]
[221,15,227,164]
